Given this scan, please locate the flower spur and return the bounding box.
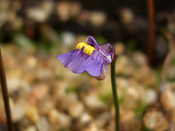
[56,36,115,80]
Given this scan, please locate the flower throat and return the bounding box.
[76,42,96,55]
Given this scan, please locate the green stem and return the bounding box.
[111,55,119,131]
[0,47,13,131]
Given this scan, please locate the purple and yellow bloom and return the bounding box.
[56,36,115,80]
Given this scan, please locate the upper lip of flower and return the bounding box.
[99,49,112,63]
[86,36,114,63]
[76,41,112,63]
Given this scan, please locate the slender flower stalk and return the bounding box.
[111,55,119,131]
[0,47,13,131]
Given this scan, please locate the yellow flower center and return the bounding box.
[76,42,96,55]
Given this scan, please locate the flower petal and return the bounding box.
[85,51,104,77]
[99,43,115,56]
[57,49,105,77]
[86,36,99,49]
[87,36,115,63]
[95,63,108,80]
[98,43,115,63]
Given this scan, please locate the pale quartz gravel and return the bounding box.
[0,44,174,131]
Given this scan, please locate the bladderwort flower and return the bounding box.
[56,36,115,80]
[57,36,119,131]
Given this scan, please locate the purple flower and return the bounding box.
[57,36,115,80]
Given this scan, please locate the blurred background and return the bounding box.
[0,0,175,131]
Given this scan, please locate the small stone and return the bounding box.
[57,112,71,128]
[161,84,175,110]
[122,95,137,110]
[56,1,70,21]
[36,117,49,131]
[82,122,98,131]
[68,102,84,118]
[169,109,175,123]
[26,106,39,123]
[120,109,135,123]
[116,55,131,73]
[7,77,21,93]
[89,11,106,27]
[40,1,53,15]
[133,65,153,83]
[51,81,67,101]
[132,52,147,66]
[72,112,93,130]
[18,118,30,129]
[105,119,115,131]
[36,68,52,80]
[48,108,59,124]
[143,110,168,130]
[117,78,130,88]
[83,95,106,111]
[114,42,125,54]
[61,31,75,47]
[79,10,89,23]
[26,1,53,23]
[0,0,9,27]
[56,93,78,111]
[69,2,82,17]
[30,83,49,100]
[38,100,54,115]
[144,89,157,104]
[80,113,92,123]
[94,112,111,128]
[12,103,26,122]
[23,126,36,131]
[118,8,134,25]
[25,56,37,69]
[127,87,139,100]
